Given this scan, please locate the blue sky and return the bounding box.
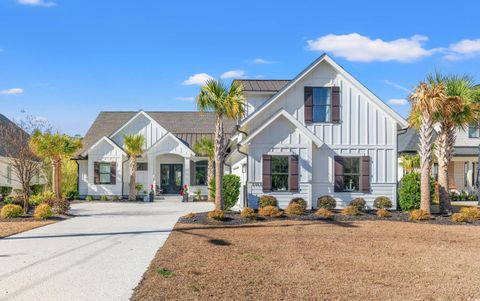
[1,0,480,135]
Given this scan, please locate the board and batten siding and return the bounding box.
[111,113,167,150]
[243,60,399,209]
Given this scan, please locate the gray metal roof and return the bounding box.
[77,111,236,157]
[235,79,290,92]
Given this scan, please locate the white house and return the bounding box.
[225,54,408,209]
[74,111,235,198]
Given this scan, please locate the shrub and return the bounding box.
[0,204,23,218]
[207,209,224,221]
[315,208,334,219]
[341,206,359,216]
[65,190,79,200]
[459,207,480,222]
[399,172,435,211]
[184,212,196,219]
[452,213,469,223]
[100,195,109,201]
[376,208,392,218]
[209,175,241,210]
[374,196,393,209]
[85,195,93,201]
[409,209,431,221]
[240,207,257,219]
[29,191,55,206]
[135,183,144,193]
[289,198,307,211]
[30,184,45,195]
[285,203,305,215]
[112,195,120,201]
[0,186,13,198]
[258,195,277,208]
[317,195,336,210]
[34,204,53,219]
[349,198,366,211]
[43,198,70,215]
[258,205,282,217]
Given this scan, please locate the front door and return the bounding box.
[160,164,183,194]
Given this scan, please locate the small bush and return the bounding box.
[183,212,196,219]
[452,213,469,223]
[399,172,435,211]
[350,198,366,211]
[258,195,277,208]
[65,190,79,200]
[240,207,257,219]
[207,209,225,221]
[409,209,431,221]
[341,206,359,216]
[459,207,480,222]
[34,204,53,219]
[289,198,307,211]
[112,195,120,201]
[209,175,241,210]
[0,186,13,198]
[317,195,336,210]
[374,196,393,209]
[85,195,93,201]
[315,208,334,219]
[43,198,70,215]
[285,203,305,215]
[100,195,109,201]
[258,205,282,217]
[376,208,392,218]
[0,204,23,218]
[29,191,55,206]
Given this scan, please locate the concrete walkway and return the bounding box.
[0,199,213,301]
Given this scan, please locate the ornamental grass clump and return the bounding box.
[285,202,305,215]
[376,208,392,218]
[452,212,469,223]
[258,195,277,208]
[34,204,53,219]
[183,212,196,219]
[317,195,336,210]
[258,205,282,218]
[452,207,480,223]
[341,206,359,216]
[207,209,224,221]
[314,208,334,219]
[289,198,307,211]
[240,207,257,219]
[349,197,366,211]
[409,209,431,221]
[0,204,23,218]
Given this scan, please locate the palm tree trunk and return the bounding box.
[207,159,214,202]
[437,124,455,214]
[214,114,224,210]
[418,114,434,214]
[129,156,137,201]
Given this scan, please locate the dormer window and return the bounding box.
[469,124,480,138]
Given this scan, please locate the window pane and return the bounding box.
[469,125,480,138]
[313,106,330,122]
[313,87,331,105]
[343,175,359,192]
[272,174,289,191]
[271,157,288,173]
[195,166,207,185]
[344,158,360,174]
[100,163,110,173]
[100,174,110,184]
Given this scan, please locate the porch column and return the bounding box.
[147,155,155,194]
[184,157,191,187]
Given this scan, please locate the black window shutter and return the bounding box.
[304,87,313,124]
[110,162,117,185]
[361,156,371,193]
[334,156,344,192]
[289,155,299,192]
[332,86,340,123]
[94,162,100,184]
[262,155,272,192]
[190,160,196,185]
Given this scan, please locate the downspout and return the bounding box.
[236,125,249,207]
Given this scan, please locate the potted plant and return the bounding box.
[180,184,189,202]
[135,183,143,201]
[142,190,149,202]
[194,189,202,202]
[149,185,155,202]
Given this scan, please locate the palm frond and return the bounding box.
[124,134,144,156]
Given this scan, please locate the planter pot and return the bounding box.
[149,193,154,202]
[182,194,189,202]
[143,195,149,202]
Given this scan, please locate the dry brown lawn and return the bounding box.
[0,219,55,238]
[133,220,480,301]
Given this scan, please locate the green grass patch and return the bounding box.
[156,268,175,278]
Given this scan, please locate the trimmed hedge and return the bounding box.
[399,172,435,211]
[209,175,241,210]
[317,195,336,210]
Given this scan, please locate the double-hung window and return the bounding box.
[195,160,208,185]
[312,87,332,123]
[342,157,361,192]
[99,162,112,184]
[271,156,289,191]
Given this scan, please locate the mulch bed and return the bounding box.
[179,210,480,226]
[0,216,64,238]
[132,220,480,301]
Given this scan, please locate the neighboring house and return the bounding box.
[399,126,480,193]
[225,54,408,209]
[74,111,235,198]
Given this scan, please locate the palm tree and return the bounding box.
[408,81,445,214]
[193,137,215,202]
[429,73,478,214]
[400,154,420,174]
[30,131,82,200]
[124,134,145,201]
[196,79,245,210]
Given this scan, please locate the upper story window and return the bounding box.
[312,87,332,123]
[469,124,480,138]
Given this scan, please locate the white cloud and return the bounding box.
[220,70,247,79]
[388,98,408,106]
[252,58,274,64]
[1,88,24,95]
[382,80,411,93]
[17,0,56,7]
[182,73,213,86]
[176,97,194,102]
[307,33,434,62]
[444,39,480,61]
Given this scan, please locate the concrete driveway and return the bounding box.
[0,199,213,301]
